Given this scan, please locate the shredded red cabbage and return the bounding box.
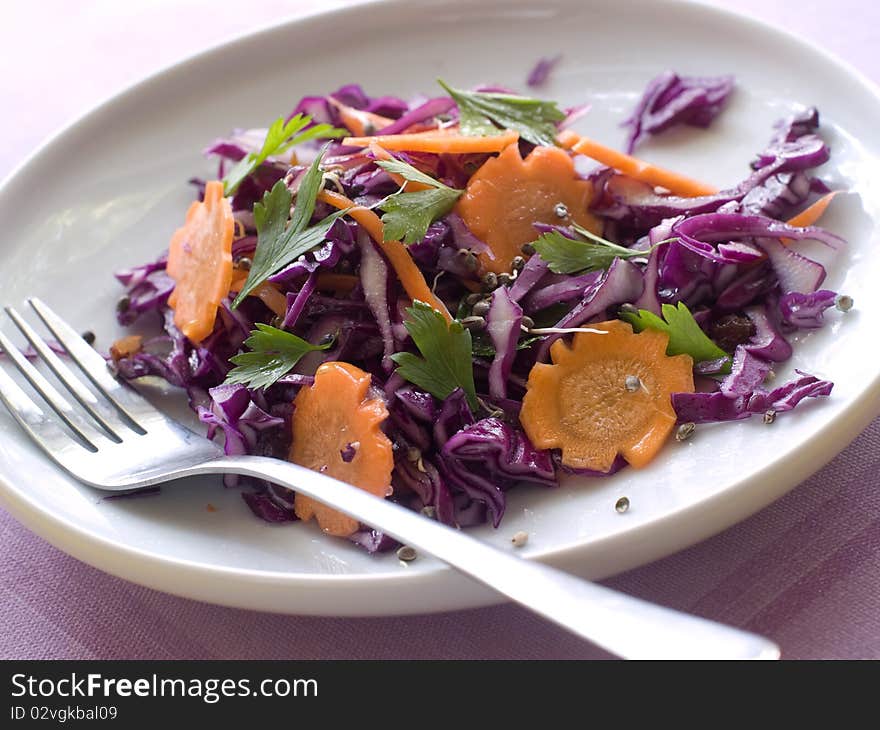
[621,70,734,153]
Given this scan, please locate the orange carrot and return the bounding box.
[315,272,359,293]
[109,335,143,363]
[327,97,394,138]
[229,268,248,293]
[342,127,519,154]
[369,142,433,192]
[290,361,394,537]
[456,144,602,274]
[786,192,838,228]
[556,129,580,149]
[251,284,287,319]
[567,134,718,197]
[520,320,694,472]
[167,180,235,343]
[317,189,452,321]
[229,269,288,318]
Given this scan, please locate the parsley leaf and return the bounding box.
[620,302,731,372]
[380,188,461,244]
[233,148,347,308]
[223,114,346,196]
[375,159,462,244]
[438,80,565,146]
[224,323,331,390]
[390,301,479,411]
[532,230,651,275]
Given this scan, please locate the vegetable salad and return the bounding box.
[112,66,843,550]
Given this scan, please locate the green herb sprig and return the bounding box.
[621,302,731,372]
[232,148,347,308]
[375,158,463,244]
[438,80,565,146]
[225,324,332,390]
[223,115,346,196]
[391,301,478,410]
[532,223,674,275]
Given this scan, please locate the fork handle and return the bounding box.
[192,455,778,659]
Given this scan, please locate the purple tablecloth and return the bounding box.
[2,0,878,660]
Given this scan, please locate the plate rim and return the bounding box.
[1,0,879,616]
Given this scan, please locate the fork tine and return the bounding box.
[0,330,102,451]
[0,364,92,456]
[28,297,150,434]
[6,307,124,443]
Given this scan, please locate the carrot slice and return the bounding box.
[342,127,519,154]
[328,97,395,137]
[567,133,718,197]
[317,189,452,321]
[229,269,287,318]
[167,180,234,342]
[369,142,433,192]
[456,144,602,274]
[520,320,694,472]
[251,284,288,319]
[315,272,359,293]
[556,129,580,149]
[109,335,143,363]
[229,268,248,293]
[290,361,394,537]
[786,192,838,228]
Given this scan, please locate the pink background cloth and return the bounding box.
[2,0,878,659]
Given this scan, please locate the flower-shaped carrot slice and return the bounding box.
[290,361,394,537]
[520,320,694,472]
[167,180,234,343]
[455,144,602,274]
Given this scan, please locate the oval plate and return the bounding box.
[1,0,878,615]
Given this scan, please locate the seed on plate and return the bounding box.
[511,531,529,548]
[481,272,499,291]
[554,202,569,219]
[521,315,535,330]
[625,374,642,392]
[237,257,252,271]
[511,256,526,272]
[763,409,777,424]
[420,505,437,519]
[406,446,421,463]
[619,303,638,315]
[116,295,130,313]
[836,294,854,312]
[397,545,417,562]
[615,496,630,514]
[497,272,513,287]
[81,330,96,346]
[675,422,696,442]
[317,332,336,347]
[471,299,491,317]
[521,242,536,256]
[456,248,479,272]
[461,315,486,331]
[465,292,485,306]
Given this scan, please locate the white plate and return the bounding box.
[1,0,879,616]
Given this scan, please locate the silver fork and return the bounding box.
[0,298,779,660]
